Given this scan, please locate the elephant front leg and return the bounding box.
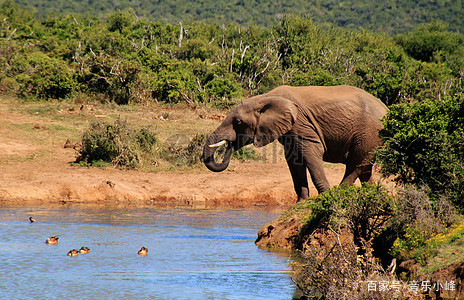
[302,145,331,194]
[282,138,309,202]
[286,159,310,202]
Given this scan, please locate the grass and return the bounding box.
[280,199,313,220]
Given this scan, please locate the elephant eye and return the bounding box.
[234,119,242,126]
[259,104,271,114]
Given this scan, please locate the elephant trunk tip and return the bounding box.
[202,140,233,173]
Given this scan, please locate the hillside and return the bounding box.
[14,0,464,34]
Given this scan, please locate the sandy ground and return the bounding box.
[0,149,348,208]
[0,100,381,209]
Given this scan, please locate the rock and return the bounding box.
[255,217,302,250]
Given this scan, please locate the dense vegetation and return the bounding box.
[290,184,463,299]
[1,1,463,108]
[15,0,464,34]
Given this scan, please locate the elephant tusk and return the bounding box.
[208,140,227,148]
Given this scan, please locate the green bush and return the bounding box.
[107,10,134,34]
[1,4,464,107]
[77,119,158,168]
[292,184,397,299]
[13,51,75,99]
[306,184,395,249]
[176,38,217,61]
[377,94,464,207]
[353,37,408,105]
[77,54,142,104]
[161,133,208,166]
[204,75,242,106]
[395,21,464,63]
[232,146,260,161]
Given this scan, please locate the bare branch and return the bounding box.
[7,28,16,40]
[178,22,183,48]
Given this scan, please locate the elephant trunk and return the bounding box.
[203,134,234,172]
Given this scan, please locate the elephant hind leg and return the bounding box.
[358,164,374,183]
[341,163,373,185]
[341,164,358,185]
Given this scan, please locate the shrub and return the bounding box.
[77,54,142,104]
[400,60,456,102]
[204,75,243,106]
[107,10,134,34]
[391,186,457,231]
[291,239,404,300]
[353,42,407,105]
[232,146,261,161]
[377,94,464,208]
[176,38,217,61]
[13,52,76,100]
[306,184,395,251]
[386,186,458,265]
[292,184,400,299]
[150,60,204,104]
[161,133,208,166]
[394,21,464,63]
[76,119,158,169]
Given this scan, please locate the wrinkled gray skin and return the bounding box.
[203,85,388,202]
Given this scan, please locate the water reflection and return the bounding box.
[0,206,295,299]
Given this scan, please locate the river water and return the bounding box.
[0,206,296,299]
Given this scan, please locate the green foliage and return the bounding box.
[77,119,159,169]
[377,94,464,207]
[388,187,461,266]
[1,3,464,107]
[395,21,464,63]
[14,0,464,34]
[107,10,135,34]
[291,185,398,299]
[12,51,75,100]
[161,133,208,166]
[232,146,260,161]
[305,184,395,248]
[77,54,142,104]
[401,60,456,102]
[352,32,408,105]
[290,184,461,296]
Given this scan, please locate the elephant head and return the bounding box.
[203,95,298,172]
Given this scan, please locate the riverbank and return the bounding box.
[255,187,464,299]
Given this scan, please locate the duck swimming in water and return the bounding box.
[138,247,148,256]
[45,236,59,245]
[29,217,36,223]
[79,246,90,254]
[67,249,79,257]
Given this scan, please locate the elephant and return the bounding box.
[202,85,389,202]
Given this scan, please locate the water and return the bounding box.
[0,206,295,299]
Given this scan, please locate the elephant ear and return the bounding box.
[253,96,298,147]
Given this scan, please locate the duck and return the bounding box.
[45,236,59,245]
[79,246,90,254]
[67,249,79,257]
[138,247,148,256]
[29,217,36,223]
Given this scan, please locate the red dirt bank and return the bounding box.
[0,150,348,208]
